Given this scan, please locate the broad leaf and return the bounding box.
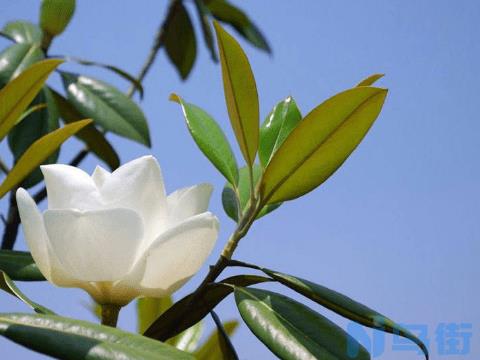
[0,250,44,281]
[195,316,238,360]
[2,21,43,45]
[356,74,384,87]
[51,89,120,170]
[144,275,270,341]
[0,43,44,86]
[61,72,150,146]
[0,313,194,359]
[214,21,259,166]
[0,59,62,140]
[171,94,238,185]
[0,119,91,198]
[137,296,173,334]
[235,287,370,360]
[261,86,388,204]
[259,96,302,168]
[0,272,54,314]
[261,268,429,359]
[164,2,197,79]
[193,0,217,61]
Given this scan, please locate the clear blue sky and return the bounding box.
[1,1,478,359]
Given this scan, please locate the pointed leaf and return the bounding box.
[0,313,194,359]
[261,87,388,204]
[235,287,370,360]
[214,21,259,166]
[137,296,173,334]
[2,21,43,45]
[61,72,150,146]
[171,94,238,185]
[169,321,203,353]
[0,119,91,198]
[193,0,217,61]
[195,316,238,360]
[0,43,44,86]
[356,74,384,87]
[0,250,44,281]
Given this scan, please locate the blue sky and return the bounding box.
[0,1,479,359]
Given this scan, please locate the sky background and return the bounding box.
[0,1,479,359]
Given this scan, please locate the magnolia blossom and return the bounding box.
[16,156,219,305]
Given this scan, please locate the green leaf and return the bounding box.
[0,119,91,198]
[213,21,259,166]
[51,89,120,170]
[195,316,238,360]
[260,86,388,204]
[8,87,60,189]
[144,275,270,341]
[259,96,302,168]
[61,72,150,146]
[15,103,48,125]
[171,94,238,185]
[193,0,217,61]
[0,43,44,86]
[222,165,280,222]
[2,21,43,45]
[0,250,45,281]
[0,313,195,359]
[261,268,429,360]
[207,0,271,53]
[235,287,370,360]
[137,296,173,334]
[356,74,384,87]
[168,321,203,353]
[0,272,54,314]
[164,2,197,80]
[0,59,63,141]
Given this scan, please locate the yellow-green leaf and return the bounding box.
[194,320,239,360]
[214,21,259,166]
[260,87,388,204]
[0,119,91,198]
[356,73,384,87]
[0,59,62,140]
[137,296,173,334]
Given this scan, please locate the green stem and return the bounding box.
[101,304,121,328]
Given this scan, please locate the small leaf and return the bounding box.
[0,250,45,281]
[171,94,238,185]
[169,321,203,353]
[356,74,384,87]
[260,87,388,204]
[195,316,239,360]
[259,96,302,168]
[221,186,239,221]
[235,287,370,360]
[61,72,150,146]
[51,89,120,170]
[0,271,54,314]
[0,43,44,86]
[164,2,197,79]
[137,296,173,334]
[213,21,259,166]
[0,119,91,198]
[193,0,217,61]
[15,103,48,125]
[2,21,43,45]
[0,59,63,141]
[0,313,195,359]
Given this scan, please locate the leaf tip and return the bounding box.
[169,93,181,104]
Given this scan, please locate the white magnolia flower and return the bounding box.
[16,156,219,305]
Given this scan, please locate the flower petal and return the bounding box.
[91,165,110,188]
[43,208,144,282]
[167,183,213,225]
[41,164,101,210]
[138,212,219,297]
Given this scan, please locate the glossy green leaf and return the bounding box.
[259,96,302,168]
[0,272,54,314]
[2,21,43,45]
[193,0,217,61]
[169,321,203,353]
[51,89,120,170]
[0,119,91,198]
[195,317,238,360]
[0,43,44,86]
[356,74,384,87]
[261,87,388,204]
[0,59,62,141]
[171,94,238,185]
[235,287,370,360]
[261,268,428,359]
[164,2,197,79]
[8,87,60,189]
[222,165,280,222]
[0,250,44,281]
[0,313,194,359]
[207,0,271,53]
[137,296,173,334]
[61,72,150,146]
[214,21,259,166]
[144,275,270,341]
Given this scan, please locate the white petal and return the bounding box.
[92,165,110,187]
[138,212,219,297]
[43,208,144,282]
[16,188,76,286]
[41,164,101,210]
[167,183,213,224]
